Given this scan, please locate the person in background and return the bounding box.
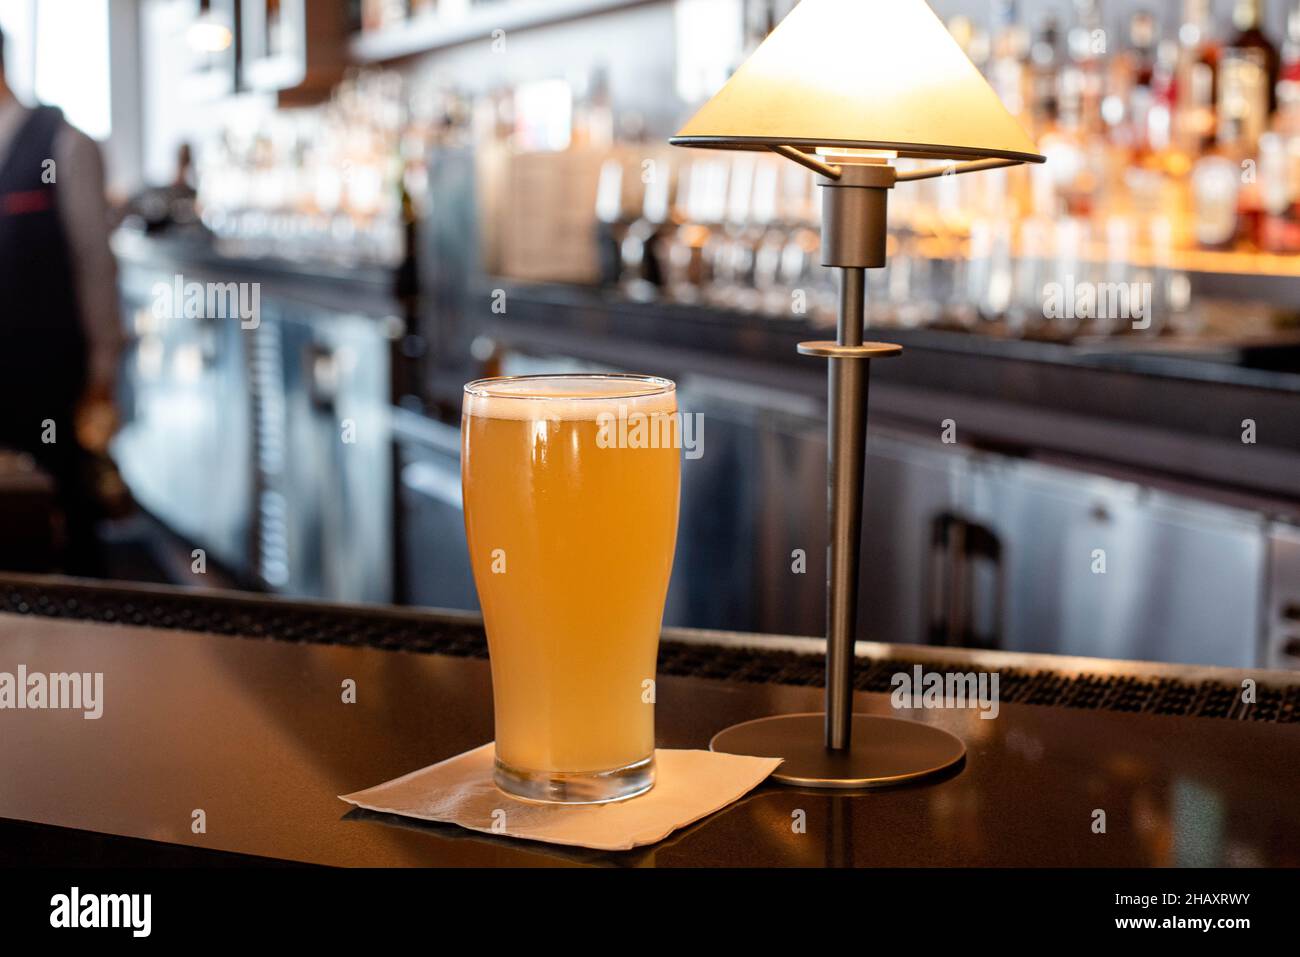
[116,141,199,233]
[0,25,124,575]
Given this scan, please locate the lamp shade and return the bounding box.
[671,0,1044,165]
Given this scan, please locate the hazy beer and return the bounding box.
[462,375,681,803]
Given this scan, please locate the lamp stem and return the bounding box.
[825,267,870,751]
[706,158,966,788]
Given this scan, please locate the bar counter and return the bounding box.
[2,575,1298,867]
[113,230,1300,502]
[472,281,1300,501]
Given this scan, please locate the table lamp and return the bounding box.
[670,0,1045,788]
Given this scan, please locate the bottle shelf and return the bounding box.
[349,0,657,63]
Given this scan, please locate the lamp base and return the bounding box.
[709,713,966,789]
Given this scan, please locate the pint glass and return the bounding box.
[461,374,681,803]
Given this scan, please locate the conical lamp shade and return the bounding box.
[671,0,1044,164]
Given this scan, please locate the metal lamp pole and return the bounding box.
[709,155,968,787]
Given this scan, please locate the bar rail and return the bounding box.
[1,574,1295,723]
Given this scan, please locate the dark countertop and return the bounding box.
[479,280,1300,396]
[111,228,399,319]
[2,576,1298,867]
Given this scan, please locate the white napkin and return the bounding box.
[339,744,782,852]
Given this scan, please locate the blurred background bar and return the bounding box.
[1,0,1298,671]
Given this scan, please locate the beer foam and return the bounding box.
[464,376,677,421]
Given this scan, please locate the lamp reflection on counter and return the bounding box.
[671,0,1046,788]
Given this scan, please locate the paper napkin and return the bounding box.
[339,744,782,852]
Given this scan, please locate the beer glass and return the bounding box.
[461,374,681,803]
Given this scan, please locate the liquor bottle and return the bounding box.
[571,64,614,152]
[1278,2,1300,119]
[1102,32,1138,155]
[1256,131,1300,251]
[1176,0,1221,153]
[1259,4,1300,252]
[390,122,426,406]
[1148,40,1182,158]
[1192,111,1246,250]
[620,154,673,302]
[664,157,726,304]
[1122,10,1160,157]
[1219,0,1280,150]
[1128,9,1159,90]
[1066,0,1102,64]
[1029,15,1063,132]
[990,0,1031,124]
[594,155,628,288]
[1041,3,1107,220]
[1065,0,1107,136]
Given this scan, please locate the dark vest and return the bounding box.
[0,105,87,411]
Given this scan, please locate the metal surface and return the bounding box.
[665,375,826,634]
[894,157,1023,181]
[115,255,395,603]
[769,144,842,179]
[266,307,394,603]
[710,713,966,788]
[797,341,903,359]
[3,607,1299,866]
[114,263,256,579]
[818,166,892,268]
[672,135,1044,165]
[402,328,1279,673]
[962,454,1267,666]
[394,410,479,611]
[1268,522,1300,670]
[860,433,966,650]
[706,169,913,781]
[825,267,871,748]
[927,511,1003,649]
[789,177,900,762]
[481,295,1286,668]
[701,164,948,782]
